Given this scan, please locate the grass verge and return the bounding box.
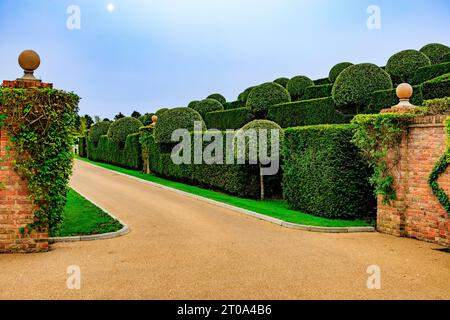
[56,188,123,237]
[76,156,372,228]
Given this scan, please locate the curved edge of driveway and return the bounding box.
[77,159,375,234]
[49,188,130,244]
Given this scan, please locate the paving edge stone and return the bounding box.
[48,189,130,244]
[76,159,375,234]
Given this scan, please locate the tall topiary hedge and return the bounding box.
[155,108,169,117]
[191,98,224,118]
[107,117,143,146]
[238,86,256,105]
[420,43,450,65]
[303,84,333,100]
[282,124,375,219]
[385,49,431,85]
[286,76,314,101]
[332,63,393,114]
[246,82,291,117]
[89,121,111,146]
[422,73,450,100]
[154,107,205,143]
[273,77,290,88]
[329,62,353,83]
[204,107,254,130]
[207,94,226,105]
[411,62,450,85]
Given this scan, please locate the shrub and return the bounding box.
[246,82,291,116]
[332,63,393,114]
[267,97,345,128]
[138,113,155,126]
[107,117,143,146]
[223,101,244,110]
[420,43,450,65]
[385,50,431,85]
[303,84,333,100]
[422,73,450,100]
[238,86,256,105]
[204,107,254,130]
[329,62,353,83]
[313,78,331,85]
[188,100,200,109]
[155,108,169,117]
[78,136,87,157]
[191,98,224,118]
[154,107,205,143]
[282,124,375,219]
[89,121,111,146]
[411,62,450,85]
[207,94,226,105]
[423,97,450,115]
[444,53,450,63]
[273,77,290,88]
[286,76,314,101]
[367,85,424,113]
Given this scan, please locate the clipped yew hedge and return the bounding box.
[204,107,254,130]
[420,43,450,65]
[247,82,291,117]
[385,49,431,85]
[422,73,450,100]
[303,84,333,100]
[411,62,450,85]
[367,85,424,113]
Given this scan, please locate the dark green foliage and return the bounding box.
[329,62,353,83]
[444,53,450,63]
[267,97,345,128]
[313,78,331,85]
[188,101,200,109]
[155,108,169,117]
[204,107,254,130]
[131,111,142,118]
[191,98,224,118]
[420,43,450,65]
[367,85,424,113]
[154,107,205,143]
[303,84,333,100]
[332,63,393,114]
[207,93,226,105]
[237,86,256,105]
[78,136,87,158]
[423,97,450,115]
[138,113,155,126]
[282,124,375,219]
[411,62,450,85]
[286,76,314,101]
[107,117,143,146]
[89,121,111,146]
[422,73,450,100]
[246,82,291,116]
[273,77,290,88]
[386,50,431,85]
[83,114,94,129]
[114,112,125,120]
[223,101,244,110]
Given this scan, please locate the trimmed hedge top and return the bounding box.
[188,100,200,109]
[89,121,111,146]
[238,86,256,105]
[246,82,291,116]
[386,49,431,85]
[191,98,224,118]
[138,113,155,126]
[273,77,290,88]
[154,107,205,143]
[420,43,450,65]
[155,108,169,117]
[207,93,226,105]
[332,63,393,114]
[107,117,143,145]
[286,75,314,101]
[329,62,353,83]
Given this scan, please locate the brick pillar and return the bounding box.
[0,79,53,253]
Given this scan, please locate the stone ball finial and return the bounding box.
[396,83,413,100]
[18,50,41,81]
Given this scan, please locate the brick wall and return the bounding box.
[377,115,449,247]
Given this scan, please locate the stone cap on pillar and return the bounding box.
[380,83,417,114]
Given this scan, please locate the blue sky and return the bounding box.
[0,0,449,118]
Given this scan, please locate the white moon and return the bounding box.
[106,3,115,12]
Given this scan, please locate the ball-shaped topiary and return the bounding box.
[273,77,290,88]
[420,43,450,65]
[138,113,155,126]
[188,100,200,109]
[89,121,111,146]
[191,98,224,118]
[206,94,226,105]
[246,82,291,116]
[332,63,393,113]
[155,108,169,117]
[329,62,353,83]
[107,117,143,146]
[154,107,206,144]
[385,49,431,84]
[237,86,256,105]
[286,76,314,100]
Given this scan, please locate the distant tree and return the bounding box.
[114,112,125,120]
[83,114,94,128]
[131,111,142,118]
[94,115,101,123]
[103,118,110,122]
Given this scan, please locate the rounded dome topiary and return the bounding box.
[329,62,353,82]
[420,43,450,65]
[188,100,200,109]
[89,121,111,146]
[154,107,206,144]
[206,94,226,105]
[246,82,291,116]
[273,77,290,88]
[138,113,155,126]
[191,98,224,118]
[385,49,431,84]
[332,63,393,113]
[155,108,169,117]
[286,76,314,100]
[107,117,143,145]
[237,86,256,105]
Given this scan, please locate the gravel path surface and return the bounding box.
[0,159,449,300]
